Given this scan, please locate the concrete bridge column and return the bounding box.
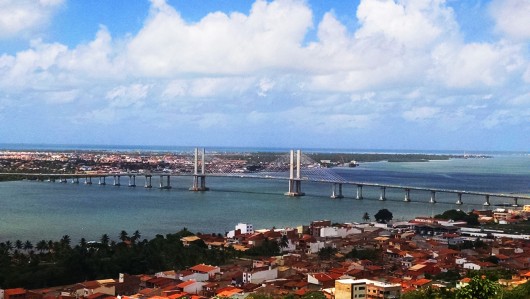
[160,175,171,189]
[48,177,55,182]
[513,197,519,207]
[429,191,436,204]
[59,178,67,183]
[129,175,136,187]
[190,148,209,191]
[356,185,363,200]
[285,149,304,197]
[404,189,411,202]
[379,187,386,201]
[145,175,152,188]
[331,183,344,199]
[456,193,463,205]
[71,177,79,184]
[113,176,121,186]
[85,177,92,185]
[483,195,491,206]
[99,176,106,185]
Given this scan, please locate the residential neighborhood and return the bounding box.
[3,207,530,299]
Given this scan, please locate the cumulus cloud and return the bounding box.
[0,0,64,39]
[490,0,530,40]
[126,0,312,76]
[1,0,530,148]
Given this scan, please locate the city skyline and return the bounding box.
[0,0,529,151]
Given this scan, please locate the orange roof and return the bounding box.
[168,293,188,299]
[177,280,197,288]
[189,264,218,273]
[311,273,333,282]
[460,277,472,283]
[5,289,26,296]
[216,288,243,297]
[414,279,432,286]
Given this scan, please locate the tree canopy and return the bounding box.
[374,209,393,223]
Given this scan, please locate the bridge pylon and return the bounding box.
[190,147,209,191]
[285,149,305,197]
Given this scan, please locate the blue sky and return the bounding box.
[0,0,529,151]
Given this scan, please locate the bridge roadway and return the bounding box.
[2,171,530,205]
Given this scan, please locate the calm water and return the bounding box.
[1,155,530,243]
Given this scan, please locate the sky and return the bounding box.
[0,0,529,151]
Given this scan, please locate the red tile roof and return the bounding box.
[189,264,218,273]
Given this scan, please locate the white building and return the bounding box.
[243,266,278,284]
[227,223,254,238]
[319,226,362,238]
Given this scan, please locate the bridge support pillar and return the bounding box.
[145,175,152,188]
[379,187,386,201]
[430,191,436,204]
[456,193,463,205]
[404,189,411,202]
[113,176,121,186]
[85,177,92,185]
[59,178,67,183]
[331,183,344,199]
[160,175,172,189]
[71,177,79,184]
[285,149,305,197]
[483,195,491,206]
[513,197,519,207]
[356,185,363,200]
[129,175,136,187]
[190,148,209,191]
[99,176,106,185]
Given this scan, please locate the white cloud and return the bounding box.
[126,0,312,76]
[402,106,440,122]
[430,41,525,88]
[106,84,150,108]
[490,0,530,40]
[0,0,64,39]
[257,78,275,97]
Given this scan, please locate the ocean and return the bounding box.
[1,145,530,243]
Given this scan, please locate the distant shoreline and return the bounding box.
[0,143,523,156]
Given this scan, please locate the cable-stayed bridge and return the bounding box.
[1,148,530,206]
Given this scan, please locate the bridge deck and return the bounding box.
[2,172,529,200]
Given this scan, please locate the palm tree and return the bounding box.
[36,240,48,253]
[100,234,110,246]
[362,212,370,222]
[23,240,33,251]
[132,230,141,243]
[61,235,71,248]
[119,230,129,242]
[79,237,87,248]
[5,240,13,252]
[15,240,23,250]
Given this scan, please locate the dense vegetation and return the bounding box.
[434,209,479,226]
[0,228,279,289]
[402,275,530,299]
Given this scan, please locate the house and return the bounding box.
[307,273,335,289]
[175,280,205,294]
[335,279,401,299]
[188,264,221,280]
[243,266,278,284]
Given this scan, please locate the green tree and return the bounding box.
[362,212,370,222]
[374,209,393,223]
[455,275,499,299]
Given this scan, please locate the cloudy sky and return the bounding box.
[0,0,529,151]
